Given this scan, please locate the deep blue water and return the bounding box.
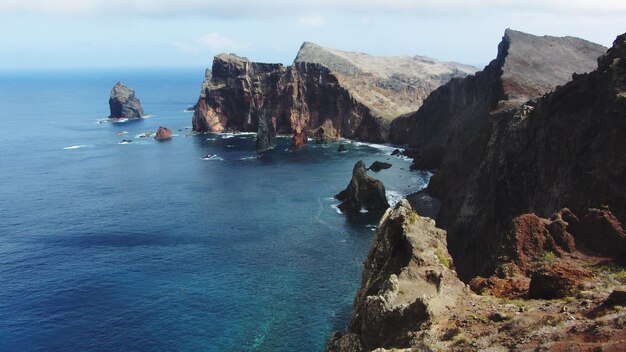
[0,69,429,351]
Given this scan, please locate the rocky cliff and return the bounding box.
[109,82,144,119]
[328,200,466,351]
[329,204,626,351]
[329,31,626,351]
[192,43,477,148]
[389,29,613,281]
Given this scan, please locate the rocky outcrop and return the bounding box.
[290,125,307,149]
[154,126,172,140]
[335,161,389,214]
[109,82,144,119]
[389,29,617,282]
[192,43,477,144]
[328,200,466,351]
[367,161,391,172]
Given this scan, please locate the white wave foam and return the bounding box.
[112,118,129,123]
[353,141,403,154]
[206,138,216,141]
[359,209,369,213]
[331,204,342,214]
[202,154,223,161]
[226,145,236,148]
[239,156,257,160]
[63,145,87,150]
[118,141,132,145]
[386,190,405,207]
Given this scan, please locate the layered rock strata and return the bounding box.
[192,44,477,148]
[109,82,144,119]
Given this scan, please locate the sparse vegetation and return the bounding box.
[591,261,626,283]
[407,211,418,224]
[539,251,557,264]
[436,248,451,269]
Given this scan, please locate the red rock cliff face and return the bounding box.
[192,44,477,145]
[392,30,625,282]
[193,54,389,143]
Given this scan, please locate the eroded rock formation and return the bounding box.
[192,43,477,144]
[109,82,144,119]
[335,161,389,214]
[328,200,465,351]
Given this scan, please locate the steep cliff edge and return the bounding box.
[192,43,477,146]
[328,200,466,351]
[390,29,615,281]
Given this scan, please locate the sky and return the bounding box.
[0,0,625,70]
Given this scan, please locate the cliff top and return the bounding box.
[295,41,477,80]
[295,42,478,119]
[500,28,607,103]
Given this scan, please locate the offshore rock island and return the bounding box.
[108,82,145,119]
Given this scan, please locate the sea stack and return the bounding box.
[335,160,389,214]
[109,82,144,119]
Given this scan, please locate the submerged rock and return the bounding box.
[109,82,144,119]
[155,126,173,141]
[337,143,346,152]
[335,160,389,214]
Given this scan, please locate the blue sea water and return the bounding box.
[0,69,430,351]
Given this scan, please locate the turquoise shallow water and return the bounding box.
[0,69,429,351]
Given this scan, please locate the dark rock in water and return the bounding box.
[337,143,346,152]
[290,125,307,150]
[255,107,276,152]
[185,106,195,112]
[155,126,173,141]
[314,120,339,144]
[391,148,402,156]
[119,139,132,144]
[109,82,144,119]
[335,160,389,214]
[368,161,392,172]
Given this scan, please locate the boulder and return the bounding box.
[109,82,144,119]
[337,143,346,152]
[314,119,338,144]
[528,262,593,299]
[335,160,389,214]
[155,126,173,140]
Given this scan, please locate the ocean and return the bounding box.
[0,68,430,351]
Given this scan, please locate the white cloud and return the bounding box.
[298,14,325,27]
[1,0,625,18]
[197,32,244,53]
